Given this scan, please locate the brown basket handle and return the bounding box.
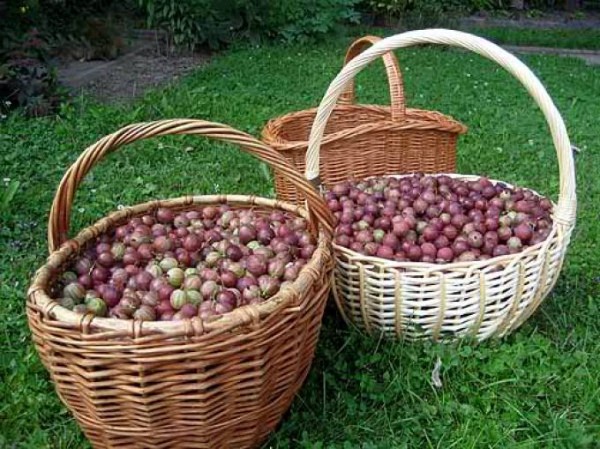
[48,119,334,253]
[338,35,406,121]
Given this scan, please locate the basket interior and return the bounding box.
[34,196,328,336]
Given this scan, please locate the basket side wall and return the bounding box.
[264,107,463,205]
[27,266,332,449]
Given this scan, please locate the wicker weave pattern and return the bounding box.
[27,120,334,448]
[306,30,576,341]
[331,176,569,340]
[262,35,467,205]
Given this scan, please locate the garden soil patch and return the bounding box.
[58,45,210,104]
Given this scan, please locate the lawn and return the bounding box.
[1,30,599,448]
[463,26,600,50]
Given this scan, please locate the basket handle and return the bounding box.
[307,29,576,228]
[48,119,335,253]
[338,35,405,121]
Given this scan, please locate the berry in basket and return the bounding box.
[327,174,553,264]
[52,206,316,321]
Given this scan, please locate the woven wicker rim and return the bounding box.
[28,119,334,336]
[331,173,558,272]
[30,195,329,337]
[307,29,576,228]
[264,105,467,151]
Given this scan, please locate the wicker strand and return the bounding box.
[471,272,487,337]
[358,264,371,335]
[495,263,526,336]
[432,274,447,341]
[393,271,403,338]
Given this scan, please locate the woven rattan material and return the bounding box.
[330,175,568,340]
[306,30,576,341]
[262,35,467,204]
[27,119,334,448]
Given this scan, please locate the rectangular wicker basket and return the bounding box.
[262,35,467,205]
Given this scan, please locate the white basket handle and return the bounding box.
[306,29,576,227]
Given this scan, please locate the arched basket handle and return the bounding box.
[306,29,576,228]
[48,119,335,253]
[338,35,405,121]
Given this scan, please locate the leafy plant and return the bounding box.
[138,0,239,50]
[0,29,67,117]
[0,0,138,116]
[465,0,509,11]
[360,0,464,27]
[1,0,138,62]
[138,0,360,50]
[54,16,128,61]
[364,0,414,16]
[359,0,563,20]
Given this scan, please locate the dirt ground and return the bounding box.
[57,12,600,103]
[58,42,210,104]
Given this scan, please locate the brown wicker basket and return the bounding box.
[306,30,577,341]
[262,34,468,204]
[27,119,334,448]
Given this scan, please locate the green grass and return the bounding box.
[464,26,600,50]
[1,32,600,448]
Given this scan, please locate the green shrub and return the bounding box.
[363,0,413,17]
[138,0,360,50]
[359,0,489,19]
[0,29,67,117]
[247,0,360,43]
[361,0,571,19]
[0,0,137,117]
[360,0,464,27]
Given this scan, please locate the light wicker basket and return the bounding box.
[262,34,467,205]
[27,119,334,448]
[306,30,577,341]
